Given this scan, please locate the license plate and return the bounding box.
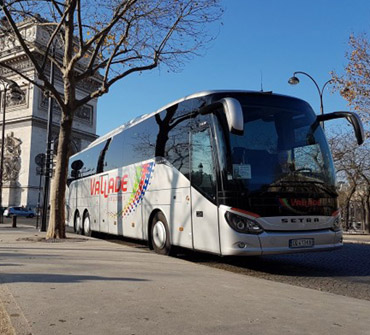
[289,238,314,248]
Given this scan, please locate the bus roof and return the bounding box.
[88,90,269,149]
[87,90,220,148]
[81,89,298,155]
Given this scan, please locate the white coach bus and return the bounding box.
[66,90,364,256]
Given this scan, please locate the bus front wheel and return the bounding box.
[151,212,171,255]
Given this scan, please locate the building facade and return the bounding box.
[0,21,98,209]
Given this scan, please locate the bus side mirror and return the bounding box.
[71,159,84,171]
[199,97,244,135]
[314,111,365,145]
[71,159,84,179]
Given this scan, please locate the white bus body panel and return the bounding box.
[67,160,196,250]
[143,162,192,249]
[218,205,342,256]
[66,162,342,257]
[257,216,337,231]
[191,187,220,254]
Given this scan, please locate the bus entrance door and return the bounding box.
[190,128,220,254]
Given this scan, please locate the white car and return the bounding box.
[3,207,35,218]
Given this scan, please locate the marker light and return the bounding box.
[225,212,263,234]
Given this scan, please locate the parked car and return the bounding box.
[3,207,35,218]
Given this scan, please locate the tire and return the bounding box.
[150,212,171,255]
[74,211,82,234]
[27,214,34,218]
[83,211,92,237]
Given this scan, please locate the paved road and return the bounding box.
[102,235,370,302]
[9,218,370,301]
[173,244,370,301]
[2,224,370,335]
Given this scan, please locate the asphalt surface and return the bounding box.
[175,243,370,301]
[98,231,370,302]
[7,218,370,301]
[1,223,370,335]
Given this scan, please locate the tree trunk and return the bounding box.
[46,112,73,239]
[46,1,76,239]
[366,191,370,234]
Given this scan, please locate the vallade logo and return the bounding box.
[278,198,321,215]
[279,198,321,208]
[90,175,129,198]
[89,162,155,212]
[290,198,321,207]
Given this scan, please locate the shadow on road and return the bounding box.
[0,273,150,284]
[174,244,370,278]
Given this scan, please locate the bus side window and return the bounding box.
[159,100,193,178]
[97,138,111,173]
[123,118,158,166]
[191,128,216,199]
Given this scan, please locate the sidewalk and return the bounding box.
[1,224,370,335]
[343,232,370,245]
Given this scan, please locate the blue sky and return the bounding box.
[97,0,370,136]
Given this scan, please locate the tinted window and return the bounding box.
[157,100,193,177]
[104,133,124,171]
[69,141,107,179]
[123,117,158,166]
[69,100,195,180]
[191,128,216,199]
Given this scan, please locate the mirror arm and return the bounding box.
[198,101,223,115]
[199,98,244,135]
[312,111,365,145]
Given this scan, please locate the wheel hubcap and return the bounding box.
[84,216,90,234]
[75,215,81,232]
[153,221,166,249]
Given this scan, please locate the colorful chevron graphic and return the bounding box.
[120,162,155,217]
[105,162,155,219]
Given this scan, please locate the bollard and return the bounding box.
[12,215,17,228]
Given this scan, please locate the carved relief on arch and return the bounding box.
[1,132,22,182]
[0,87,28,110]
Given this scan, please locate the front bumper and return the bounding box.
[220,229,343,256]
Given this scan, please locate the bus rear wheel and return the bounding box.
[83,211,92,237]
[74,211,82,234]
[151,212,171,255]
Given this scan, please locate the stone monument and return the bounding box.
[0,20,99,208]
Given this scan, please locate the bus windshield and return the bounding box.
[221,94,337,216]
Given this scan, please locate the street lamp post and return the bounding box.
[288,71,333,127]
[0,76,24,223]
[40,46,55,232]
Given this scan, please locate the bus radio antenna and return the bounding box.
[260,70,264,92]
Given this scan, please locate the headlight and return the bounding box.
[225,211,263,234]
[331,217,341,232]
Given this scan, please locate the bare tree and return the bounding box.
[329,132,370,231]
[331,34,370,124]
[0,0,223,238]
